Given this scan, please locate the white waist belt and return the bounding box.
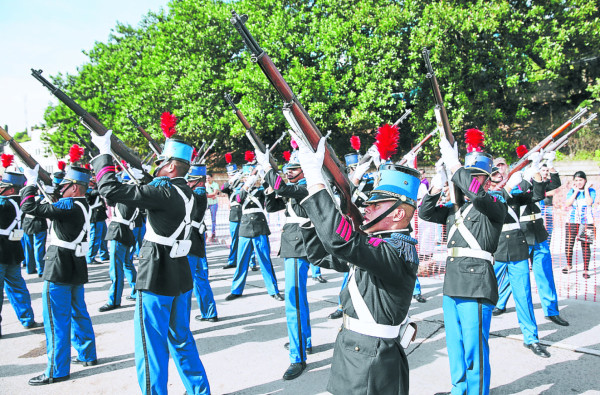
[230,202,240,207]
[447,247,493,262]
[25,214,35,219]
[243,208,264,215]
[50,238,79,250]
[144,232,176,247]
[343,314,401,339]
[520,213,542,223]
[285,216,309,224]
[502,223,521,232]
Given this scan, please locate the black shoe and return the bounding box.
[328,310,343,320]
[546,315,569,326]
[283,362,306,380]
[38,274,43,278]
[225,293,241,301]
[272,293,284,301]
[98,304,120,312]
[283,342,312,354]
[492,307,506,316]
[28,373,70,386]
[313,276,327,283]
[24,321,42,329]
[126,296,136,301]
[195,315,219,323]
[524,343,550,358]
[71,356,98,366]
[413,294,427,303]
[90,259,104,265]
[251,266,259,271]
[222,264,236,269]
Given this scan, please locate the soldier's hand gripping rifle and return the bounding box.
[225,93,279,171]
[31,69,151,183]
[196,139,216,164]
[423,48,464,208]
[230,11,362,227]
[397,129,437,166]
[70,128,99,158]
[127,114,162,156]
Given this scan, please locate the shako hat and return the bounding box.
[463,128,493,176]
[186,164,207,180]
[60,166,91,186]
[366,164,420,208]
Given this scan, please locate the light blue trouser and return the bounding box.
[227,221,240,266]
[284,257,312,363]
[494,259,539,344]
[310,263,321,278]
[86,221,109,263]
[107,240,137,306]
[413,277,422,296]
[231,235,279,296]
[188,254,217,319]
[443,296,493,395]
[23,231,46,274]
[1,263,35,327]
[43,281,96,379]
[134,290,210,395]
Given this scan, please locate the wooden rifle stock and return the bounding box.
[127,114,162,156]
[397,129,437,166]
[0,126,53,186]
[545,113,597,154]
[230,11,362,228]
[30,69,151,182]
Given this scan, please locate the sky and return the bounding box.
[0,0,170,135]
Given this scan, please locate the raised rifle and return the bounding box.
[196,139,216,164]
[230,11,362,228]
[423,48,463,208]
[193,140,208,163]
[397,129,437,166]
[225,92,279,171]
[268,131,287,153]
[544,113,597,154]
[70,128,99,158]
[30,69,151,182]
[127,114,162,156]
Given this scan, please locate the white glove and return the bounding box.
[505,172,523,191]
[523,165,538,182]
[431,160,447,190]
[24,165,39,185]
[142,164,151,173]
[528,151,542,168]
[402,152,416,169]
[366,144,381,168]
[243,174,258,189]
[229,172,242,184]
[129,167,144,180]
[256,165,266,179]
[543,151,556,168]
[439,138,460,170]
[43,184,55,194]
[353,160,371,184]
[254,149,270,170]
[91,130,112,156]
[290,130,326,189]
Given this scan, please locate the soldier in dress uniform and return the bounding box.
[186,164,218,323]
[0,165,39,338]
[97,170,141,312]
[419,130,507,395]
[291,133,419,395]
[488,160,551,358]
[90,129,210,395]
[225,161,284,301]
[86,173,110,265]
[220,154,244,269]
[258,148,315,380]
[494,153,568,327]
[22,165,98,385]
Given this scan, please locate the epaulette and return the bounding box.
[193,187,206,195]
[148,176,173,189]
[488,190,506,203]
[0,196,8,206]
[296,178,307,186]
[384,232,419,265]
[53,197,73,210]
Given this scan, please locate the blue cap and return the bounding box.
[155,138,194,165]
[60,166,91,186]
[345,153,359,168]
[242,164,255,175]
[226,163,238,174]
[366,164,420,207]
[0,171,26,188]
[464,152,493,176]
[187,164,207,180]
[52,171,65,187]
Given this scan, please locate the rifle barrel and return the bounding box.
[0,126,53,185]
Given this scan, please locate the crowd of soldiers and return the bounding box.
[0,118,571,395]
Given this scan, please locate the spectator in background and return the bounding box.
[206,173,219,242]
[564,171,596,279]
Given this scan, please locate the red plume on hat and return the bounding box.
[225,152,233,164]
[161,112,177,139]
[290,139,298,150]
[283,150,291,162]
[1,154,13,169]
[516,145,528,159]
[465,128,484,153]
[57,160,67,171]
[69,144,85,163]
[192,147,198,162]
[375,124,399,161]
[244,150,255,163]
[121,159,128,169]
[84,163,91,170]
[350,136,361,152]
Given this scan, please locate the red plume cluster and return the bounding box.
[192,147,198,162]
[283,151,291,161]
[465,128,485,152]
[57,160,67,171]
[290,139,298,150]
[161,112,177,139]
[69,144,85,163]
[121,159,128,169]
[1,154,13,168]
[375,124,399,161]
[225,152,233,164]
[244,150,255,163]
[84,163,91,170]
[516,145,528,159]
[350,136,361,151]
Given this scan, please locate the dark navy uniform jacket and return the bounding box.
[189,187,208,258]
[419,167,507,305]
[0,195,25,265]
[105,201,137,247]
[233,186,270,238]
[263,169,309,258]
[221,181,242,222]
[302,189,418,395]
[21,187,89,285]
[520,172,560,245]
[91,154,194,296]
[87,187,108,222]
[22,195,48,235]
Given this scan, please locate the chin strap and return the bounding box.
[359,199,404,232]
